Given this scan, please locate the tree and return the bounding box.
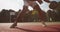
[0,9,10,23]
[55,2,60,21]
[48,1,60,21]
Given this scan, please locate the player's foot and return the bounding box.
[10,23,17,28]
[42,25,46,27]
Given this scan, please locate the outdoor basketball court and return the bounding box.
[0,22,60,32]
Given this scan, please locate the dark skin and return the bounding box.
[10,0,51,28]
[49,1,58,9]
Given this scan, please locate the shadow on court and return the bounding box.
[15,25,60,32]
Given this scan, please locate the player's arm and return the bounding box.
[37,0,43,4]
[44,0,51,3]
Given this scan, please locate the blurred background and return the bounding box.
[0,0,60,23]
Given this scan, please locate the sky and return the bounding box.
[0,0,24,12]
[0,0,60,12]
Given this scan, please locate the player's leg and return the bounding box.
[10,16,19,28]
[41,21,47,27]
[33,4,47,27]
[10,21,17,28]
[10,11,21,28]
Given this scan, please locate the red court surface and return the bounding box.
[0,22,60,32]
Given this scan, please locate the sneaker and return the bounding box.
[10,23,17,28]
[42,24,47,27]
